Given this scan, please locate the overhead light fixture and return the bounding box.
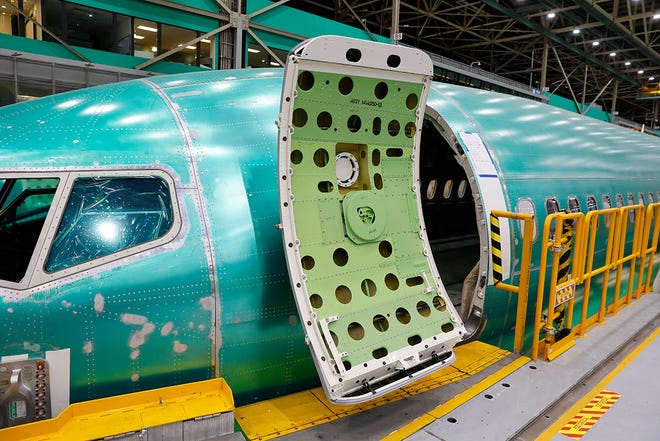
[186,46,197,50]
[625,61,631,66]
[572,28,580,34]
[592,41,599,46]
[609,52,616,57]
[639,70,645,74]
[247,48,260,53]
[650,76,655,81]
[201,39,211,44]
[547,12,556,19]
[151,46,157,52]
[133,34,144,40]
[270,61,280,66]
[654,13,660,19]
[138,25,158,33]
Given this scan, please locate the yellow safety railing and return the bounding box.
[532,204,653,361]
[635,203,660,296]
[490,210,534,354]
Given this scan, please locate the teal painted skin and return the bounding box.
[0,68,659,409]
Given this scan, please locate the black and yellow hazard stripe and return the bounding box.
[490,213,503,285]
[554,214,575,331]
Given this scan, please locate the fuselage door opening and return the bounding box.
[277,36,466,404]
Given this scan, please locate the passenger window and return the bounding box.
[426,179,437,200]
[545,197,559,214]
[45,176,174,272]
[638,192,645,206]
[457,180,468,198]
[602,195,612,228]
[567,196,581,213]
[615,194,624,208]
[627,193,636,223]
[649,193,655,203]
[0,178,59,283]
[586,196,598,211]
[516,197,537,242]
[442,180,453,199]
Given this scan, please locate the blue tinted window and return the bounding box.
[45,177,173,272]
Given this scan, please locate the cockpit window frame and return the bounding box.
[0,169,181,290]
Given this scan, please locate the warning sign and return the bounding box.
[555,280,576,307]
[9,399,27,420]
[559,390,621,439]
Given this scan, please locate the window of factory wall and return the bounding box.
[247,42,287,68]
[0,0,42,39]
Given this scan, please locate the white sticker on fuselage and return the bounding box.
[459,131,498,178]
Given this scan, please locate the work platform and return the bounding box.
[236,291,660,441]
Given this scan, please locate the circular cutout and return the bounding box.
[432,296,447,312]
[290,149,303,164]
[348,322,365,340]
[417,301,431,317]
[292,108,308,127]
[335,152,360,187]
[361,279,377,297]
[372,117,382,135]
[338,76,354,95]
[335,285,352,304]
[388,120,400,136]
[443,180,453,199]
[372,148,381,165]
[314,149,329,167]
[346,48,362,62]
[347,115,362,132]
[385,273,399,290]
[317,111,333,130]
[374,173,383,190]
[396,307,411,324]
[442,323,454,332]
[373,314,389,332]
[301,255,315,270]
[387,54,401,68]
[447,417,458,424]
[333,248,349,266]
[379,240,392,258]
[330,330,339,346]
[404,122,416,138]
[406,93,419,109]
[374,82,388,99]
[309,293,323,308]
[297,71,314,91]
[457,180,468,198]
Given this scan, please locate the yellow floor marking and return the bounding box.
[558,390,621,439]
[382,355,530,441]
[0,379,234,441]
[537,325,660,441]
[235,341,513,441]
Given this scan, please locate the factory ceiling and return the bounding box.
[285,1,660,125]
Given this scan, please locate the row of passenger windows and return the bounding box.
[425,178,469,200]
[546,191,658,217]
[0,175,175,284]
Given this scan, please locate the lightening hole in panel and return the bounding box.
[292,108,308,127]
[361,279,377,297]
[386,148,403,157]
[373,314,389,332]
[406,276,423,287]
[387,54,401,68]
[388,120,401,136]
[405,122,416,138]
[339,76,354,95]
[317,111,333,130]
[433,296,446,312]
[396,307,411,324]
[333,248,349,266]
[328,331,339,347]
[290,149,303,164]
[335,285,352,304]
[318,181,334,193]
[408,335,422,346]
[343,360,352,371]
[417,301,431,317]
[314,148,329,167]
[378,240,392,258]
[298,71,314,91]
[442,323,454,333]
[372,117,382,135]
[372,148,381,165]
[385,273,399,290]
[373,347,388,359]
[346,48,362,62]
[348,322,365,340]
[309,293,323,308]
[375,82,388,99]
[374,173,383,190]
[347,115,362,133]
[406,93,419,110]
[301,255,315,270]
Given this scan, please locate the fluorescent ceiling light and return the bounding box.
[625,61,631,66]
[654,13,660,19]
[547,12,556,19]
[133,34,144,40]
[650,76,655,81]
[151,46,157,52]
[609,52,616,57]
[186,46,197,50]
[248,48,260,53]
[270,61,280,66]
[137,25,158,33]
[572,28,580,34]
[201,39,211,44]
[639,70,645,74]
[592,41,599,46]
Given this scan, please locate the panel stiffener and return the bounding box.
[278,36,466,404]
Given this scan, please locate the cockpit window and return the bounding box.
[45,176,174,272]
[0,178,59,282]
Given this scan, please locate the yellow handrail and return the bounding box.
[635,203,660,296]
[490,210,534,354]
[611,204,645,313]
